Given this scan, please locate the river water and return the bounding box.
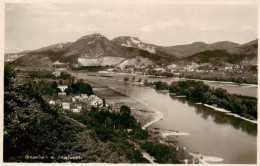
[73,72,257,164]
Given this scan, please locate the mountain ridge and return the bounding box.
[5,33,257,69]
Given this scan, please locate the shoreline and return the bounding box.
[84,71,258,86]
[108,85,165,129]
[189,152,224,164]
[203,104,257,124]
[72,73,256,164]
[182,78,257,86]
[169,93,257,124]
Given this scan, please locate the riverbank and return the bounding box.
[203,104,257,124]
[71,73,197,163]
[184,78,258,86]
[70,72,257,164]
[92,83,221,164]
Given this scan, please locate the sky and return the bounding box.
[4,2,258,53]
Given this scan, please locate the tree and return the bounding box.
[120,105,131,116]
[64,85,73,95]
[214,88,228,99]
[138,78,142,83]
[132,76,135,82]
[102,98,106,107]
[51,81,58,89]
[4,62,16,89]
[124,77,129,82]
[155,81,169,90]
[73,82,94,95]
[144,79,148,85]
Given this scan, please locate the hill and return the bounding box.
[157,41,241,58]
[181,40,258,66]
[5,33,257,69]
[4,63,186,163]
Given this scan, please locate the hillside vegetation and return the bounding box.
[5,33,257,69]
[4,63,183,163]
[184,50,256,65]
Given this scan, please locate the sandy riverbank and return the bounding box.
[189,152,224,164]
[204,104,257,124]
[72,73,197,163]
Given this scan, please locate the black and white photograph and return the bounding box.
[2,0,258,164]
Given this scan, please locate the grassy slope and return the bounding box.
[184,50,256,65]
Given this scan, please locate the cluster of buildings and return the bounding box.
[49,85,105,113]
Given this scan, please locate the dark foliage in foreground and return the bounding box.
[4,63,181,163]
[66,105,181,164]
[4,64,83,162]
[141,141,180,163]
[4,63,146,162]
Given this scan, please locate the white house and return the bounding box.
[49,100,55,105]
[81,94,88,99]
[167,64,177,69]
[71,97,76,102]
[154,68,165,72]
[58,85,68,92]
[72,108,80,113]
[62,102,70,109]
[53,71,61,77]
[88,95,103,106]
[75,104,82,110]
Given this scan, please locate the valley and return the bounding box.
[4,32,258,164]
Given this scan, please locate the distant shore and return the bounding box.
[203,104,257,124]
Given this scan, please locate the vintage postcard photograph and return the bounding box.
[2,0,258,164]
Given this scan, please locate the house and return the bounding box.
[88,95,103,106]
[58,85,68,92]
[107,68,114,72]
[225,66,233,70]
[58,92,66,96]
[154,68,165,72]
[75,104,82,110]
[72,108,80,113]
[49,100,55,105]
[62,102,70,109]
[53,61,69,68]
[71,97,76,102]
[81,94,88,99]
[167,64,177,70]
[53,71,61,77]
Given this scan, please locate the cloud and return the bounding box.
[239,26,256,32]
[61,24,103,33]
[189,22,225,31]
[140,25,153,32]
[140,19,183,32]
[155,19,184,29]
[15,4,71,18]
[86,9,137,20]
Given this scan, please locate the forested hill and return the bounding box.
[4,32,257,69]
[4,63,184,163]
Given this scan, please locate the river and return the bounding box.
[85,72,257,97]
[72,72,257,164]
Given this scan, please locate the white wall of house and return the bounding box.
[58,85,68,92]
[62,102,70,109]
